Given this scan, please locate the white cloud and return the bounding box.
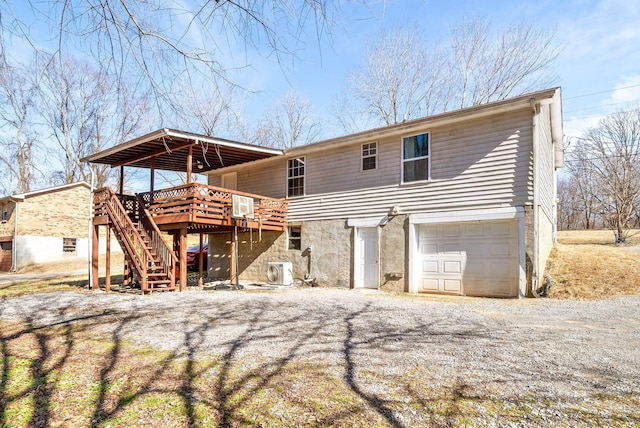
[607,76,640,105]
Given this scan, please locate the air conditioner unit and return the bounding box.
[267,261,293,285]
[231,194,254,219]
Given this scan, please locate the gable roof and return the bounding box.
[0,182,91,203]
[81,128,283,173]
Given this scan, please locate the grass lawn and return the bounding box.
[549,229,640,299]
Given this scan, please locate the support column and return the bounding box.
[119,166,124,195]
[92,225,99,290]
[105,226,111,293]
[179,227,187,291]
[229,230,236,285]
[197,232,204,287]
[186,146,193,184]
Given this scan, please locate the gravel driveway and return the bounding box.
[1,287,639,426]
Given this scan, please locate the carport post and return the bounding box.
[198,232,204,287]
[105,226,111,293]
[92,225,99,290]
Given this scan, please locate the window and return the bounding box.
[0,241,11,251]
[1,204,8,222]
[402,133,430,182]
[63,238,77,253]
[287,157,305,197]
[362,142,377,171]
[288,226,301,250]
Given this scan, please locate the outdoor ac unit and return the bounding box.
[267,261,293,285]
[231,194,254,219]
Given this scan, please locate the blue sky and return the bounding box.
[4,0,640,142]
[231,0,640,141]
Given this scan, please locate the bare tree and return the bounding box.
[337,16,559,130]
[580,109,640,242]
[449,16,559,108]
[252,90,320,148]
[1,1,361,111]
[564,140,602,229]
[175,81,243,139]
[38,54,150,187]
[0,57,39,193]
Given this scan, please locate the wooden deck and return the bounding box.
[91,184,287,294]
[94,183,288,232]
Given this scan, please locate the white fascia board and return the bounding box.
[347,216,389,227]
[409,207,524,224]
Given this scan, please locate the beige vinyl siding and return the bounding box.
[537,103,555,222]
[288,108,534,222]
[209,107,535,222]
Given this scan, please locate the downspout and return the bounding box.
[530,98,541,298]
[11,200,18,272]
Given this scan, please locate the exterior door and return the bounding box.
[356,227,379,289]
[0,240,12,272]
[221,172,237,190]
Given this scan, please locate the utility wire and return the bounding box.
[564,84,640,100]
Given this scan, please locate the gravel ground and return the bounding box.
[1,287,639,426]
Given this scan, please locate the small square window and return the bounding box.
[63,238,77,253]
[362,142,377,171]
[0,241,11,251]
[288,226,301,250]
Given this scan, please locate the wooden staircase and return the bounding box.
[97,188,176,293]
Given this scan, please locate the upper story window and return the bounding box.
[362,142,377,171]
[402,133,430,183]
[287,157,305,197]
[1,204,8,222]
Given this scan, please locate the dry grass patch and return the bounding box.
[549,230,640,299]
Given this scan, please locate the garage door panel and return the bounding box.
[443,261,462,274]
[422,261,438,273]
[416,220,518,297]
[421,278,439,291]
[443,243,461,254]
[443,279,462,292]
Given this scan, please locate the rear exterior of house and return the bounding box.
[0,182,120,271]
[207,88,563,297]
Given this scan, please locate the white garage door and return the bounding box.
[417,220,519,297]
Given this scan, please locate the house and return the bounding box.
[81,87,562,297]
[205,87,563,297]
[0,182,100,271]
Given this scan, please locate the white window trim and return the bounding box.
[361,142,378,172]
[286,156,306,199]
[400,132,431,184]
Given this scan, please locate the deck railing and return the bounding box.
[136,183,288,231]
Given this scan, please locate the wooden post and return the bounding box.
[92,225,99,290]
[150,157,155,193]
[229,230,236,285]
[141,252,148,294]
[179,227,187,291]
[105,226,111,293]
[186,146,193,185]
[198,232,204,287]
[123,260,130,287]
[119,166,124,195]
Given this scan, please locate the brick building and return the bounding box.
[0,182,118,271]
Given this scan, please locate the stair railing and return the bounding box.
[135,194,176,284]
[100,187,156,282]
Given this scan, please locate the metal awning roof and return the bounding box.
[81,128,283,173]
